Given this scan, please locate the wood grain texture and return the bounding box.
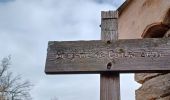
[100,11,120,100]
[101,11,118,19]
[101,11,118,41]
[45,37,170,74]
[101,73,120,100]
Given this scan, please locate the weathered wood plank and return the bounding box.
[101,11,118,19]
[45,37,170,74]
[101,73,120,100]
[100,11,120,100]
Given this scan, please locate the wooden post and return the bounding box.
[100,11,120,100]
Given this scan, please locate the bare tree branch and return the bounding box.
[0,56,11,77]
[0,56,32,100]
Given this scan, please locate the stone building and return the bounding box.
[117,0,170,100]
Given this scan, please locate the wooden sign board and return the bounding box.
[45,38,170,74]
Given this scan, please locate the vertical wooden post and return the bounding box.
[100,11,120,100]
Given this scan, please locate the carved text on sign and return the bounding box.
[45,38,170,74]
[55,49,165,61]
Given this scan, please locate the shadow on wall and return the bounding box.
[142,8,170,38]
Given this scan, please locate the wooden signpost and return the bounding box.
[45,11,170,100]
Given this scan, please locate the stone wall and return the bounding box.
[135,29,170,100]
[118,0,170,100]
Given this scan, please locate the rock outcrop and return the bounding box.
[135,29,170,100]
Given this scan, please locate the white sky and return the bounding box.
[0,0,140,100]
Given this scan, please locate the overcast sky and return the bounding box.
[0,0,140,100]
